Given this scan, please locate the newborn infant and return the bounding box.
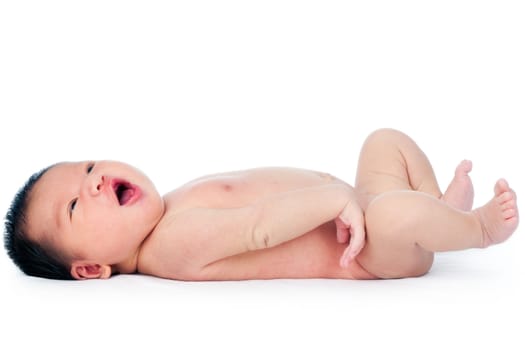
[4,129,519,281]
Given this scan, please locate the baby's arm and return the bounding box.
[163,183,364,271]
[248,183,364,263]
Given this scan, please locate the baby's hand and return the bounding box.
[335,200,366,268]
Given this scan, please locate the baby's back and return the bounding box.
[138,167,374,280]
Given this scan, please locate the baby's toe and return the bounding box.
[494,179,510,195]
[503,208,517,220]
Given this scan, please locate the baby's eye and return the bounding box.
[87,162,95,174]
[69,198,78,217]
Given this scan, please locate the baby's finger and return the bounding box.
[340,226,366,268]
[348,225,366,259]
[339,246,351,268]
[335,218,350,243]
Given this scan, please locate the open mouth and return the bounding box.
[112,180,137,206]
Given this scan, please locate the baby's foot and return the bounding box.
[474,179,519,248]
[442,160,474,211]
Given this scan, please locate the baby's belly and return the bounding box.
[198,222,377,281]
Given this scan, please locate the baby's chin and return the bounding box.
[148,191,165,222]
[134,188,165,232]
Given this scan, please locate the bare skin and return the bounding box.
[353,129,518,278]
[442,160,474,211]
[137,168,372,280]
[25,129,519,281]
[138,129,519,280]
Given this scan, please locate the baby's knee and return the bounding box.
[365,128,408,145]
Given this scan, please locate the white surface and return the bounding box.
[1,1,523,349]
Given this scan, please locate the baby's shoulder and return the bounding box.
[136,210,196,279]
[137,202,256,280]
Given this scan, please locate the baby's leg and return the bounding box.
[354,128,473,211]
[352,129,438,276]
[358,180,518,278]
[352,128,505,278]
[354,128,442,209]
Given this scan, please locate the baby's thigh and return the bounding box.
[354,131,412,209]
[357,239,433,279]
[354,128,441,211]
[357,193,434,279]
[356,182,409,213]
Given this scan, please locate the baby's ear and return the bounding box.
[70,262,112,280]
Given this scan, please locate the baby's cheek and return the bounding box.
[140,196,165,226]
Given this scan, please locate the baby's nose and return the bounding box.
[91,175,105,195]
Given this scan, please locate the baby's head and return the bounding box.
[4,161,164,280]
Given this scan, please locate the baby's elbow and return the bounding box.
[251,228,271,250]
[246,207,271,251]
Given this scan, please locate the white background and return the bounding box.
[1,1,523,349]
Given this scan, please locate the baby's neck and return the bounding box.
[113,250,140,274]
[114,202,168,275]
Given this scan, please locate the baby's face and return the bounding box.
[26,161,164,268]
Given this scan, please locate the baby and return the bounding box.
[4,129,519,280]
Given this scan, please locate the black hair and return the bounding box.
[4,165,74,280]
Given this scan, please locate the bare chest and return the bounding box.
[163,167,344,212]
